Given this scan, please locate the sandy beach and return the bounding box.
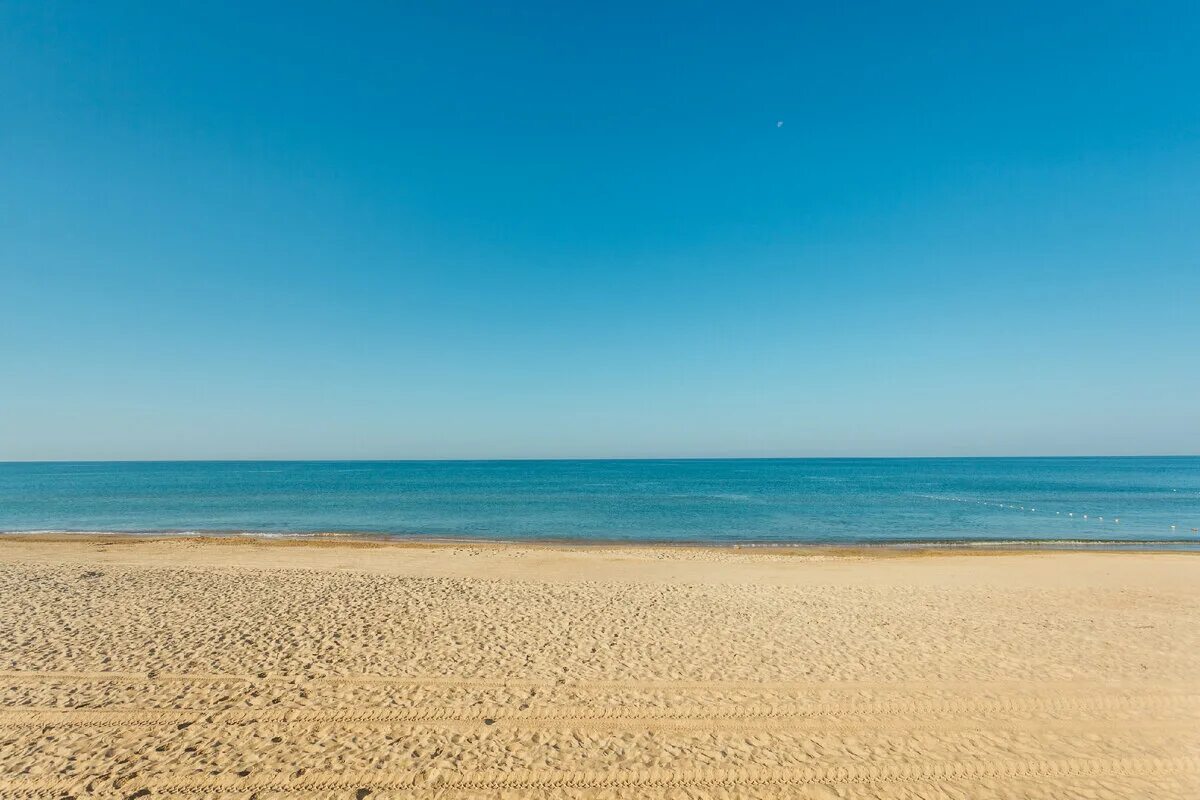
[0,536,1197,798]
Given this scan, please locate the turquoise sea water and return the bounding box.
[0,458,1197,545]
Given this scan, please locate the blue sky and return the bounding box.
[2,1,1198,459]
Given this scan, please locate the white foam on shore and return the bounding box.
[3,530,1197,551]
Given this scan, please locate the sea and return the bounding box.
[0,457,1197,547]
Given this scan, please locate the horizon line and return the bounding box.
[2,454,1198,464]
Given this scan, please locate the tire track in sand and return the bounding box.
[1,755,1197,797]
[0,669,1190,694]
[1,693,1196,729]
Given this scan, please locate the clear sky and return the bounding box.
[2,2,1198,460]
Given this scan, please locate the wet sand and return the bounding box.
[0,535,1197,798]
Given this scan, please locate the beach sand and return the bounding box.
[0,536,1197,798]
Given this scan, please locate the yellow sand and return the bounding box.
[0,536,1197,799]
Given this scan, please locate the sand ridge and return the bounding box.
[0,537,1197,798]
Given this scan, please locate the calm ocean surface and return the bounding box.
[0,458,1197,546]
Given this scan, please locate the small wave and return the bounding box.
[0,529,127,536]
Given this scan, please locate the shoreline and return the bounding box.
[3,529,1199,553]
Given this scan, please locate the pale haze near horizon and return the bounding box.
[2,2,1199,461]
